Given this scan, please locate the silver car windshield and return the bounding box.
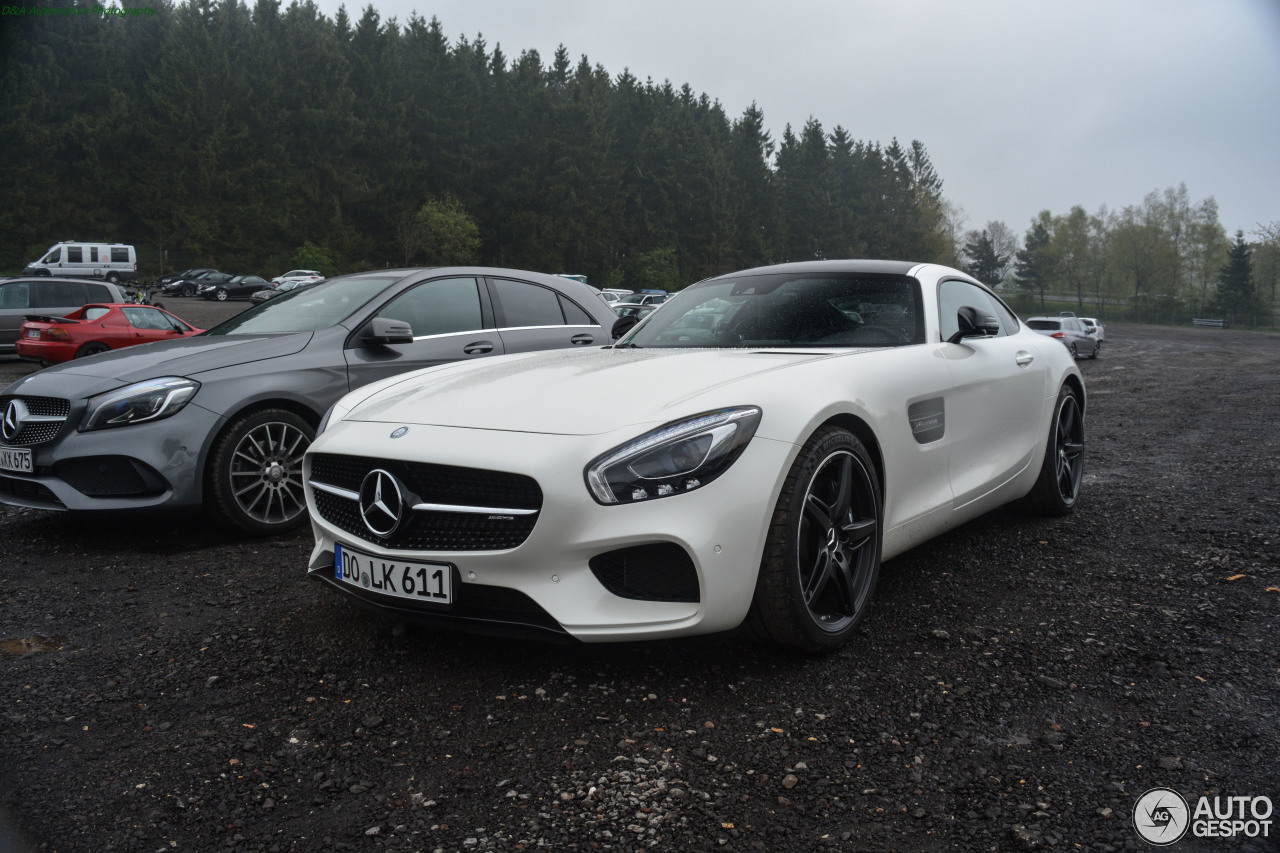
[203,275,403,336]
[620,273,925,349]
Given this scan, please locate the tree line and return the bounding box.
[960,186,1279,327]
[0,0,950,289]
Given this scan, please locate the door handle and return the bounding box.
[570,334,595,345]
[463,341,494,355]
[1015,351,1034,367]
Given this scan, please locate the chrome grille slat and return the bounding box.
[0,395,71,447]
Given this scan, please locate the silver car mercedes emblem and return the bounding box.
[390,426,409,439]
[358,469,403,537]
[2,399,29,442]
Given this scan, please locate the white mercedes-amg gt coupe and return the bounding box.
[303,260,1085,651]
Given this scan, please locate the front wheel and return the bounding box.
[207,408,314,535]
[1021,385,1084,516]
[181,284,195,297]
[745,426,882,652]
[215,288,228,301]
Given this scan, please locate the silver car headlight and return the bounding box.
[80,377,200,432]
[585,406,761,505]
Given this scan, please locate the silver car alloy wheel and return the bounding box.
[228,420,310,525]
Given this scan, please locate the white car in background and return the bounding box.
[303,261,1085,652]
[1079,317,1105,343]
[271,269,324,286]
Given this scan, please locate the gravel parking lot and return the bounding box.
[1,322,1277,853]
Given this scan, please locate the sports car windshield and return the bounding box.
[620,272,925,348]
[203,275,402,336]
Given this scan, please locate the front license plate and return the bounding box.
[0,447,33,474]
[334,543,452,606]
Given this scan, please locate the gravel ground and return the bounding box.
[1,322,1277,853]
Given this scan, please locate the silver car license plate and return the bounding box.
[334,543,452,605]
[0,447,33,473]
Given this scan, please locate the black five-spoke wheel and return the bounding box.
[747,427,882,651]
[1023,385,1084,516]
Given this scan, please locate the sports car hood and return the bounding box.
[2,333,312,398]
[341,347,852,436]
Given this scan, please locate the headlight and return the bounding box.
[585,406,761,505]
[80,377,200,431]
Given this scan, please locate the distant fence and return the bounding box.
[1192,318,1226,328]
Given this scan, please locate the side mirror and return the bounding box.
[946,306,1000,344]
[365,317,414,346]
[611,315,639,340]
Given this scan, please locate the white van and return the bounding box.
[23,241,138,283]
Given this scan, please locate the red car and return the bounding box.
[15,303,204,364]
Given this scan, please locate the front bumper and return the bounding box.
[305,421,796,642]
[0,401,223,513]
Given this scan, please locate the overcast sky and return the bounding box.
[314,0,1280,240]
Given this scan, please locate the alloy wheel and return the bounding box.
[1053,394,1084,505]
[796,450,879,634]
[227,420,310,526]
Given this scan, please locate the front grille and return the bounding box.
[589,543,701,602]
[53,456,160,497]
[0,474,64,507]
[310,453,543,551]
[0,395,70,447]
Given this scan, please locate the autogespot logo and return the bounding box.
[1134,788,1190,845]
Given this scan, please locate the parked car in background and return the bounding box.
[0,277,129,353]
[161,270,231,297]
[198,274,272,301]
[272,269,324,286]
[1079,317,1105,343]
[1026,315,1099,359]
[155,268,217,291]
[0,268,619,535]
[302,260,1085,651]
[616,290,668,307]
[15,304,203,364]
[22,241,138,283]
[250,278,317,303]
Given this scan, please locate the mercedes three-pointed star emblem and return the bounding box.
[2,399,29,442]
[358,469,403,537]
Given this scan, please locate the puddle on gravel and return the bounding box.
[0,635,67,656]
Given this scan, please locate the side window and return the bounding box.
[83,307,111,321]
[36,280,86,308]
[66,246,83,264]
[493,279,564,327]
[0,282,31,308]
[111,247,130,263]
[558,294,596,326]
[85,283,113,302]
[938,279,1009,341]
[123,306,182,330]
[377,277,483,337]
[41,248,62,264]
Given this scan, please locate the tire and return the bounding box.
[745,426,882,652]
[74,342,110,359]
[181,284,195,297]
[1021,385,1084,516]
[1068,342,1078,359]
[1089,342,1100,359]
[152,300,165,310]
[215,288,228,301]
[106,272,120,284]
[207,408,314,535]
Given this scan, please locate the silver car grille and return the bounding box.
[0,395,70,447]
